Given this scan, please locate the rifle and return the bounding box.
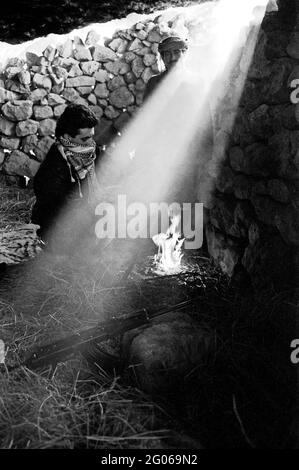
[12,298,197,373]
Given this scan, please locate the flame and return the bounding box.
[152,210,185,273]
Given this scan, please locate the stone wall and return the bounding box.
[206,0,299,289]
[0,13,189,181]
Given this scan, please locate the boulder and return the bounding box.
[16,119,39,137]
[73,45,92,61]
[123,312,213,395]
[62,88,80,102]
[107,75,126,91]
[92,45,117,62]
[109,87,134,108]
[114,111,131,131]
[87,93,97,105]
[76,86,93,96]
[3,150,39,178]
[128,38,143,51]
[85,30,101,47]
[2,100,33,122]
[94,69,109,83]
[104,105,120,119]
[143,53,156,67]
[21,134,38,153]
[89,105,103,120]
[53,104,67,117]
[0,137,20,150]
[104,61,130,75]
[32,73,52,91]
[65,76,95,87]
[108,38,128,53]
[68,64,83,77]
[206,223,240,276]
[29,88,48,103]
[80,61,99,76]
[0,118,15,136]
[0,87,19,104]
[43,45,56,62]
[132,56,144,78]
[287,32,299,59]
[33,105,53,120]
[57,39,74,58]
[33,136,55,161]
[47,93,65,106]
[38,119,56,136]
[94,83,109,99]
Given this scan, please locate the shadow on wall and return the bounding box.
[205,0,299,291]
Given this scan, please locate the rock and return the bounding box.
[108,38,128,54]
[47,93,65,106]
[136,46,151,56]
[43,45,56,62]
[143,53,156,67]
[0,87,19,104]
[57,39,74,58]
[38,118,56,136]
[32,73,52,91]
[287,32,299,59]
[33,136,55,161]
[94,83,109,99]
[0,117,15,136]
[114,111,130,130]
[26,52,40,67]
[21,134,38,153]
[124,52,136,62]
[230,143,275,177]
[29,88,47,103]
[104,61,130,75]
[132,56,144,78]
[74,97,89,106]
[5,66,23,79]
[250,194,282,227]
[141,67,152,83]
[87,93,97,105]
[3,150,39,177]
[248,104,273,138]
[94,70,109,83]
[128,38,143,51]
[62,88,80,102]
[92,45,117,62]
[109,87,134,109]
[124,313,212,395]
[265,30,289,59]
[95,117,115,145]
[52,82,65,94]
[233,174,252,200]
[210,198,244,238]
[215,166,234,194]
[89,105,103,120]
[124,71,136,84]
[2,100,33,122]
[73,44,92,61]
[6,58,24,68]
[65,76,95,87]
[76,86,93,96]
[252,178,290,203]
[33,105,53,120]
[0,137,20,150]
[147,28,162,43]
[0,149,5,165]
[53,104,67,117]
[60,57,78,70]
[68,64,83,77]
[18,70,31,86]
[107,75,126,91]
[16,119,39,137]
[85,30,101,47]
[205,223,240,277]
[80,61,99,76]
[275,206,299,245]
[104,105,120,119]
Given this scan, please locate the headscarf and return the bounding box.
[158,36,188,53]
[57,136,100,205]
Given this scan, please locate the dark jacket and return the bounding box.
[31,143,89,241]
[143,71,167,101]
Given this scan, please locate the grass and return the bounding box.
[0,179,298,448]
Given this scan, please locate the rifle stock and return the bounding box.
[16,298,196,372]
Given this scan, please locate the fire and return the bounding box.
[152,209,185,274]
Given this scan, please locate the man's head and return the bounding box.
[55,104,98,146]
[158,36,188,71]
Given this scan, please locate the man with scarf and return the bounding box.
[31,103,100,253]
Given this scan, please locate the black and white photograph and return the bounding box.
[0,0,298,455]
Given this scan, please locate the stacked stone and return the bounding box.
[0,16,173,180]
[206,4,299,288]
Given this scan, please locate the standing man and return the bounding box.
[144,35,189,101]
[31,103,100,253]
